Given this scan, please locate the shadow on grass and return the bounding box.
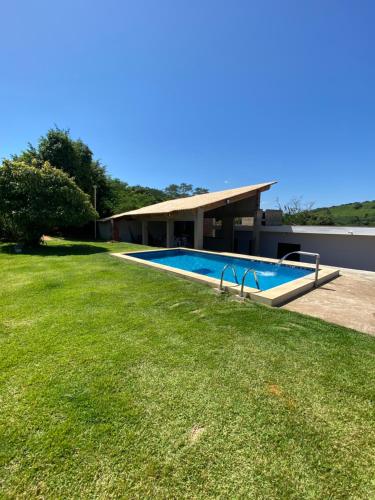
[0,243,108,257]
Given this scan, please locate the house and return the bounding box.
[98,182,276,253]
[98,182,375,272]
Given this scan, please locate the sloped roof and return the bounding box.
[104,181,276,220]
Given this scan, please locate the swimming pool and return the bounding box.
[126,249,313,291]
[113,248,339,306]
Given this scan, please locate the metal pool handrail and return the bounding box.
[219,264,239,290]
[278,251,320,286]
[240,268,260,297]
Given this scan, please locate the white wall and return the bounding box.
[259,231,375,271]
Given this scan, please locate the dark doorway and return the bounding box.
[277,242,301,261]
[174,221,194,247]
[148,221,167,247]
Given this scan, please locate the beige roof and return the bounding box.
[105,182,276,220]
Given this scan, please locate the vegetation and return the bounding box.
[14,128,113,217]
[309,200,375,226]
[13,128,208,218]
[107,179,168,214]
[107,180,209,214]
[0,162,96,245]
[279,197,375,226]
[164,183,209,198]
[0,238,374,498]
[1,127,208,243]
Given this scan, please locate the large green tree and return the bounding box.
[0,160,97,245]
[12,127,209,221]
[14,128,112,217]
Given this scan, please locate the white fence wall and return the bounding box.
[259,231,375,271]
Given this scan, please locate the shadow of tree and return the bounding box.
[0,243,108,257]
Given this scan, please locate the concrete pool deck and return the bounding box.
[283,268,375,336]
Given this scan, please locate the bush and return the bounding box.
[0,160,97,245]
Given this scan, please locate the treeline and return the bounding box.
[307,201,375,226]
[108,181,208,215]
[0,128,208,244]
[279,198,375,226]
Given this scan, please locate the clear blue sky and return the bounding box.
[1,0,374,208]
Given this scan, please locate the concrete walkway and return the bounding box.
[283,268,375,336]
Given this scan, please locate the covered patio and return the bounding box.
[98,182,276,253]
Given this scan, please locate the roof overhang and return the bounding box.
[99,181,277,221]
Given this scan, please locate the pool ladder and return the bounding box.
[278,251,320,286]
[218,264,239,292]
[217,264,260,298]
[217,251,321,299]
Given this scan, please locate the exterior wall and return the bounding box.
[118,220,142,243]
[234,228,254,254]
[259,231,375,271]
[98,220,112,240]
[263,209,282,226]
[205,194,258,218]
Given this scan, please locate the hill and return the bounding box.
[284,200,375,226]
[310,200,375,226]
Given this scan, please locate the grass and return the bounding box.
[0,238,374,498]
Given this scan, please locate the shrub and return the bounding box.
[0,160,97,245]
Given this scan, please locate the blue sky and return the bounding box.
[1,0,374,209]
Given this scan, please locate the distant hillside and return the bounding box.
[284,200,375,226]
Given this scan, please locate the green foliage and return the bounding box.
[108,180,209,214]
[107,178,167,214]
[280,197,375,226]
[308,201,375,226]
[0,160,97,245]
[14,128,113,217]
[164,183,209,198]
[284,209,335,226]
[9,127,210,229]
[278,197,317,225]
[14,128,209,219]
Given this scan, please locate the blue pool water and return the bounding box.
[127,249,313,291]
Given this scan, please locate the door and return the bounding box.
[277,242,301,261]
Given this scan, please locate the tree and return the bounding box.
[315,209,334,225]
[164,183,209,198]
[107,181,210,215]
[0,160,97,245]
[14,127,113,217]
[107,179,168,214]
[12,127,210,221]
[277,197,315,225]
[193,187,210,195]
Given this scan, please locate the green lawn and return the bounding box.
[0,239,374,498]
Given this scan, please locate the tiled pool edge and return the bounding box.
[111,248,340,307]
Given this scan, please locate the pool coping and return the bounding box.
[111,247,340,307]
